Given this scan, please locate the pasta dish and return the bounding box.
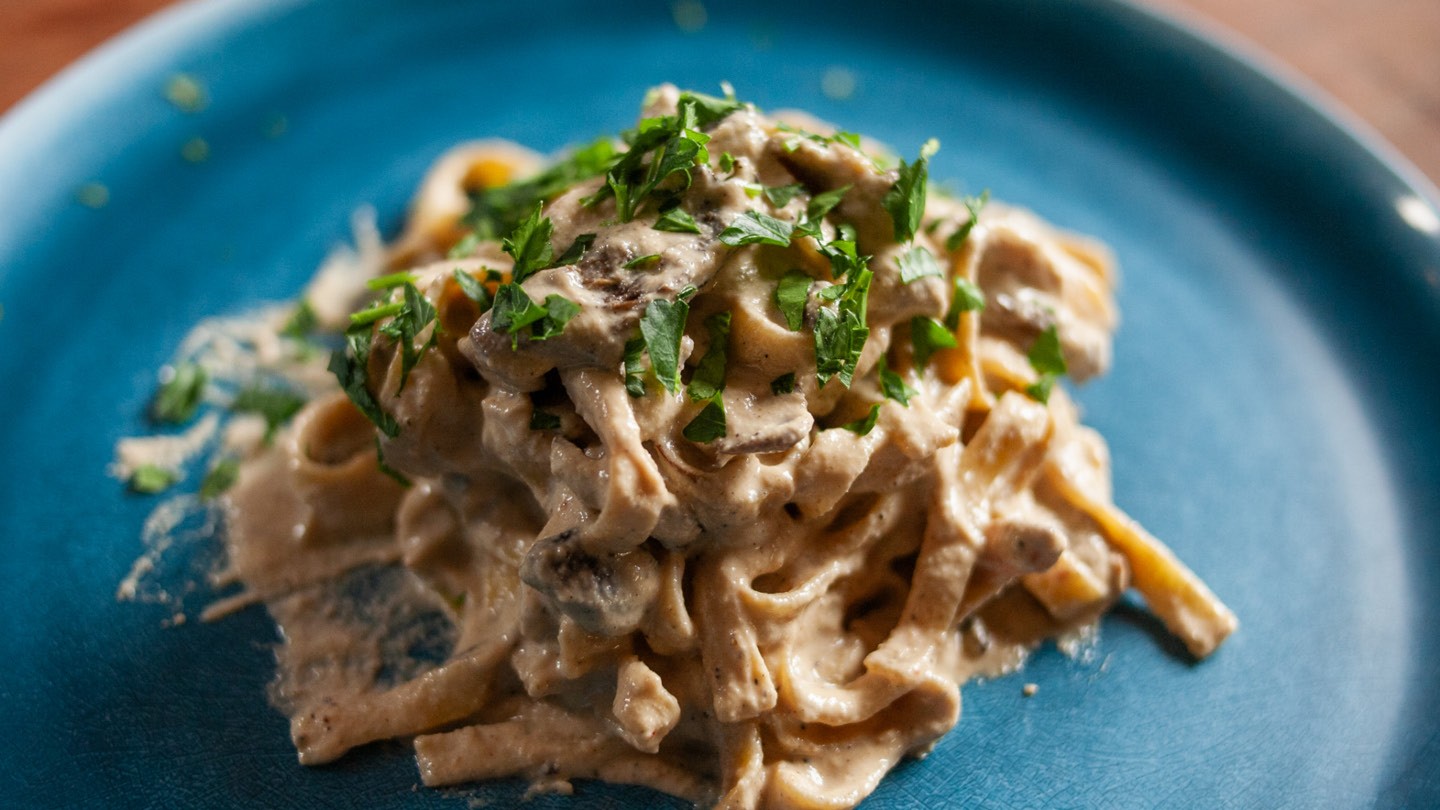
[118,85,1236,809]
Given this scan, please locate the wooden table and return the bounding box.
[4,0,1438,184]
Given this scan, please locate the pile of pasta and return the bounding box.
[217,87,1235,809]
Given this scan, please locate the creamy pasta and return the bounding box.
[144,85,1236,809]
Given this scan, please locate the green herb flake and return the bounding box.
[687,311,731,402]
[502,202,556,283]
[551,233,596,267]
[490,284,549,347]
[466,136,616,239]
[882,139,937,242]
[682,396,727,443]
[453,269,493,313]
[534,295,580,340]
[719,210,794,247]
[232,384,306,440]
[770,372,796,396]
[806,185,849,223]
[1024,325,1068,404]
[330,327,399,437]
[718,152,736,174]
[897,245,943,284]
[130,464,178,494]
[946,190,990,252]
[879,359,918,406]
[639,294,691,395]
[654,207,702,234]
[349,301,405,328]
[763,183,806,208]
[152,362,208,424]
[281,299,318,338]
[841,403,882,436]
[377,282,441,392]
[199,458,239,500]
[623,337,648,398]
[624,253,663,270]
[529,409,562,431]
[943,277,985,330]
[775,270,813,331]
[447,232,481,259]
[832,131,862,150]
[910,315,958,369]
[813,268,872,387]
[366,271,417,291]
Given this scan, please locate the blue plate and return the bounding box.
[2,0,1438,806]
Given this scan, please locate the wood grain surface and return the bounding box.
[2,0,1437,183]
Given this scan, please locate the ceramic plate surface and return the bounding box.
[2,0,1438,806]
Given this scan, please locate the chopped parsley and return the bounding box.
[816,226,866,281]
[637,287,694,394]
[330,327,399,437]
[897,245,943,284]
[448,232,481,259]
[623,337,648,397]
[686,311,731,402]
[366,271,417,291]
[151,362,207,424]
[490,284,579,347]
[281,300,317,338]
[719,210,794,247]
[374,438,411,487]
[502,203,555,283]
[770,372,796,396]
[654,207,701,234]
[882,138,938,242]
[529,409,562,431]
[879,359,917,406]
[376,282,441,392]
[813,268,872,387]
[682,396,726,443]
[806,185,849,223]
[453,269,493,313]
[349,300,405,327]
[130,464,178,494]
[551,233,596,267]
[763,183,806,207]
[1025,325,1068,403]
[596,91,742,221]
[231,384,306,440]
[910,316,958,369]
[718,151,736,174]
[463,136,617,239]
[946,190,989,252]
[841,403,881,436]
[624,253,662,269]
[775,270,813,331]
[944,277,986,329]
[199,457,239,500]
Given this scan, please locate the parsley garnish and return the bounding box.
[763,183,806,207]
[719,210,794,247]
[152,362,207,424]
[815,227,867,280]
[529,409,562,431]
[879,359,917,405]
[946,190,989,252]
[448,232,481,259]
[1025,325,1068,403]
[686,311,731,402]
[638,288,693,394]
[770,372,796,396]
[623,337,647,397]
[453,269,493,313]
[281,300,317,338]
[718,152,736,174]
[503,203,555,283]
[490,284,579,347]
[349,300,404,327]
[463,136,616,239]
[943,277,985,330]
[329,327,399,437]
[199,457,238,500]
[597,92,740,221]
[841,403,881,436]
[366,271,417,291]
[882,138,937,242]
[375,438,410,487]
[624,253,662,269]
[806,185,849,223]
[775,270,813,331]
[682,396,726,443]
[232,384,306,440]
[130,464,177,494]
[813,268,872,387]
[897,245,943,284]
[654,207,701,234]
[551,233,596,267]
[377,282,441,393]
[910,316,958,369]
